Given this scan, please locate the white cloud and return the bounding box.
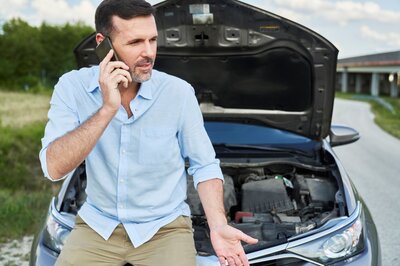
[147,0,163,5]
[270,0,329,13]
[0,0,96,26]
[267,7,306,23]
[31,0,96,26]
[0,0,29,22]
[330,1,400,24]
[267,0,400,26]
[361,25,400,47]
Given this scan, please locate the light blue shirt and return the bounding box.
[40,66,223,247]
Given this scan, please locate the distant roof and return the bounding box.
[338,50,400,67]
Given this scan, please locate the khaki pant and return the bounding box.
[55,215,196,266]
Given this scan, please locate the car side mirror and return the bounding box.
[329,124,360,147]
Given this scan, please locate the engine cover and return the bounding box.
[241,178,293,213]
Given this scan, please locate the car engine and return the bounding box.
[186,163,342,255]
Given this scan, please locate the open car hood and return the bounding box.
[74,0,338,140]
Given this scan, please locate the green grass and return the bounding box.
[0,190,52,242]
[336,92,400,139]
[372,97,400,139]
[0,90,51,191]
[0,90,53,242]
[0,90,50,128]
[0,123,51,190]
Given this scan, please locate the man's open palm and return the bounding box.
[210,224,258,266]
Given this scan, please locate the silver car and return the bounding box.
[31,0,381,265]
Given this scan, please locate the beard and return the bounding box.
[131,57,154,83]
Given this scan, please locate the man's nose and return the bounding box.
[142,40,155,58]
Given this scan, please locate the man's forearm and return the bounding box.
[197,178,227,228]
[46,106,116,180]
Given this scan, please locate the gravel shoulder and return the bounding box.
[0,236,33,266]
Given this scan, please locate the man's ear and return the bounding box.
[95,33,106,45]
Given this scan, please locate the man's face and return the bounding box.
[110,15,158,83]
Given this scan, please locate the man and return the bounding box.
[39,0,257,265]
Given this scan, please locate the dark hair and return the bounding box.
[95,0,155,36]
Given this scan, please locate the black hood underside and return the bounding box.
[74,0,338,140]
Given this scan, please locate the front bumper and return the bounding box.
[30,202,380,266]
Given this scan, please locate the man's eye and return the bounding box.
[128,40,140,45]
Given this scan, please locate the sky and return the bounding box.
[0,0,399,58]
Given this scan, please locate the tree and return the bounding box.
[0,18,94,91]
[40,22,93,86]
[0,19,43,89]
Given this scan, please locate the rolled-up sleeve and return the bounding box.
[39,77,80,181]
[178,86,223,189]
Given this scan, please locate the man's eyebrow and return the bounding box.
[126,38,143,44]
[126,35,158,44]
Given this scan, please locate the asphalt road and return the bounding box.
[332,98,400,266]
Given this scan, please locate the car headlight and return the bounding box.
[322,218,362,259]
[42,212,72,253]
[287,203,365,265]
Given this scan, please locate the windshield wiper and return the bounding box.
[214,143,310,156]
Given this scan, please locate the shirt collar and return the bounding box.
[137,79,153,100]
[86,66,153,100]
[86,66,100,93]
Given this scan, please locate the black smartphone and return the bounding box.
[95,37,120,62]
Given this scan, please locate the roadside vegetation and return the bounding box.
[0,91,52,242]
[0,18,93,92]
[336,92,400,139]
[0,18,92,242]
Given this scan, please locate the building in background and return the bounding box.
[336,51,400,98]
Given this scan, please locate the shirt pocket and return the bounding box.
[139,127,178,164]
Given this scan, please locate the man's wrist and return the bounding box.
[99,105,118,118]
[208,216,228,230]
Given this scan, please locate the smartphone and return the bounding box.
[95,37,120,62]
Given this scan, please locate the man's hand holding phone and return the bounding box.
[96,40,132,115]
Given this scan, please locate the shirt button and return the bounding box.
[120,204,124,208]
[122,150,126,154]
[120,179,124,183]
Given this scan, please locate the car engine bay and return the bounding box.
[186,163,345,254]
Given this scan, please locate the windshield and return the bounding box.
[204,121,313,145]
